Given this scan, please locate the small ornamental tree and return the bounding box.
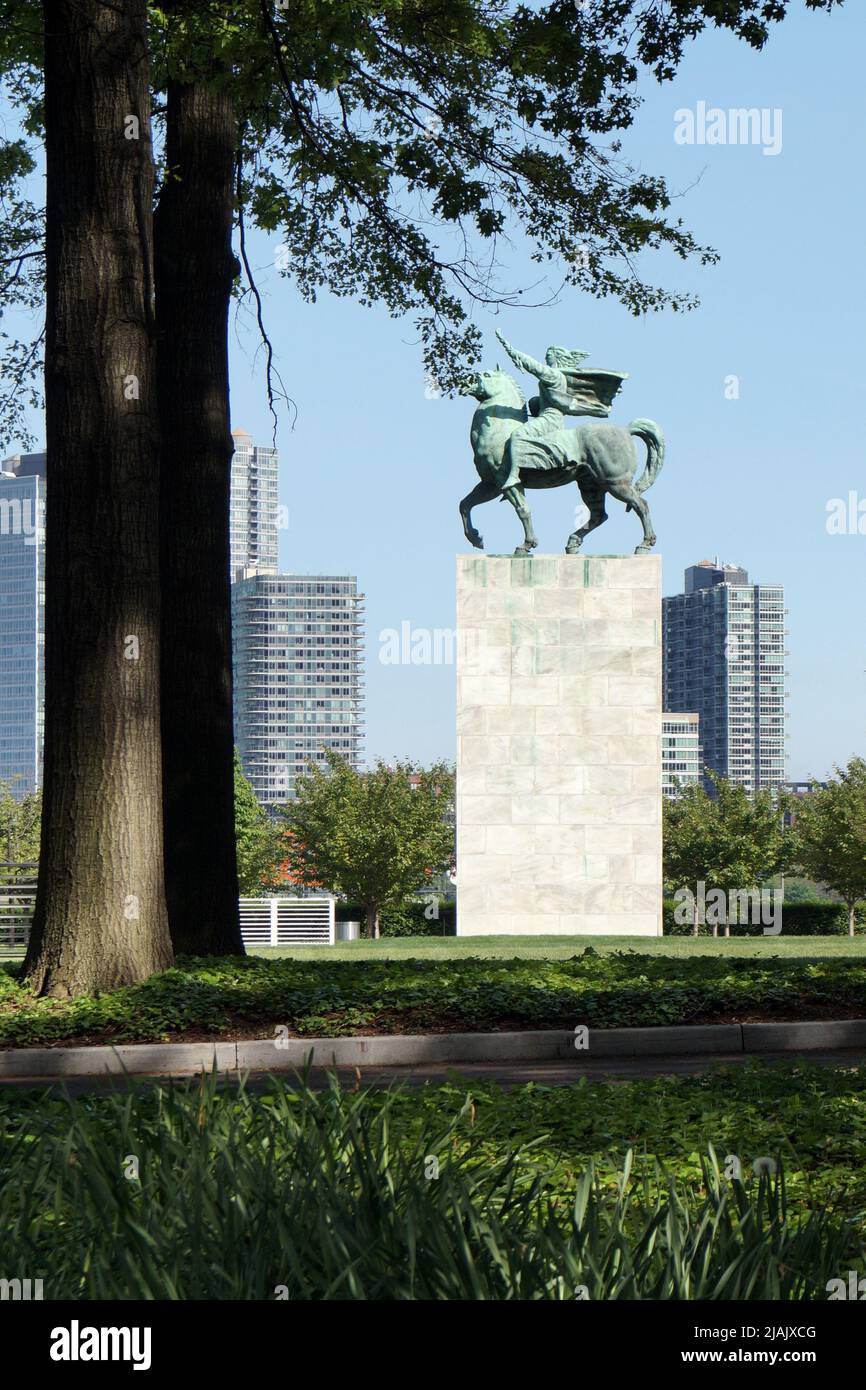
[234,750,281,897]
[663,774,794,936]
[281,752,454,938]
[794,758,866,937]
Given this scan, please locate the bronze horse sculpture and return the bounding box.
[459,330,665,556]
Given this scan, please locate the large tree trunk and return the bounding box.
[25,0,173,996]
[154,73,244,955]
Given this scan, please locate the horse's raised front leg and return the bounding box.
[460,478,499,550]
[503,485,538,556]
[565,479,607,555]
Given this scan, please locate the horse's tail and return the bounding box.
[629,418,665,495]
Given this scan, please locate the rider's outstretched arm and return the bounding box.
[495,329,552,382]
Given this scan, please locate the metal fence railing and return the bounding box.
[0,863,37,954]
[0,871,335,953]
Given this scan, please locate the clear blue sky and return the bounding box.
[5,3,865,781]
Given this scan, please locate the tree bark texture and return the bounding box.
[26,0,173,995]
[154,72,244,955]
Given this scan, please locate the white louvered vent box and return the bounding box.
[239,896,335,948]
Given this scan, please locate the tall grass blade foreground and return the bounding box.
[0,1070,859,1299]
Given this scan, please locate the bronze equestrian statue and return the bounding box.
[459,328,664,556]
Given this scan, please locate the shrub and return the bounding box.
[663,899,866,936]
[780,903,866,935]
[336,897,455,937]
[3,950,866,1046]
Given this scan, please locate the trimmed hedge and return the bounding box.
[344,897,862,938]
[336,898,455,937]
[334,898,862,938]
[663,899,865,936]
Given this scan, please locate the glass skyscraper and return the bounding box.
[229,432,365,803]
[230,428,279,580]
[0,453,46,798]
[0,434,365,806]
[661,712,701,798]
[662,560,786,794]
[231,574,365,804]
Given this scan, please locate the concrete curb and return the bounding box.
[1,1020,866,1078]
[742,1020,866,1052]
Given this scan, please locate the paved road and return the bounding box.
[2,1047,865,1096]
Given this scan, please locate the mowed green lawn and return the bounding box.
[253,933,866,962]
[4,936,862,968]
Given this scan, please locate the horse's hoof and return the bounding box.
[469,534,484,550]
[565,541,582,555]
[634,542,655,555]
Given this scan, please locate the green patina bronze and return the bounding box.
[459,328,665,556]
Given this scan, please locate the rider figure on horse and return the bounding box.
[494,328,621,492]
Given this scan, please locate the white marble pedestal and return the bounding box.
[455,554,662,935]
